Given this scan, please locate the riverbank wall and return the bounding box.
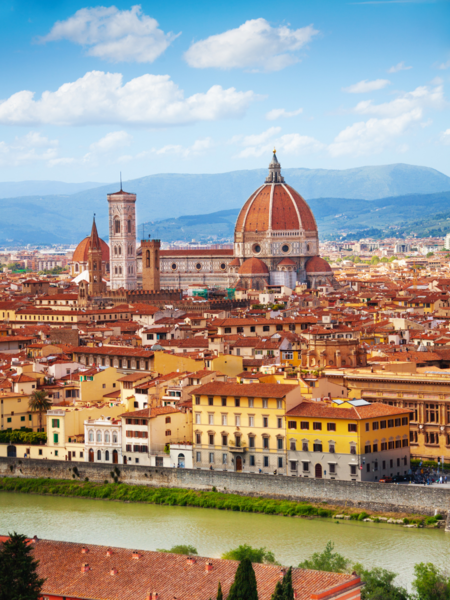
[1,457,449,517]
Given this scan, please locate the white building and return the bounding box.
[84,416,122,464]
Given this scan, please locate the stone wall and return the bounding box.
[1,457,449,517]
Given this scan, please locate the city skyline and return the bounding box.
[0,0,449,182]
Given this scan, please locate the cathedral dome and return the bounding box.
[305,256,332,273]
[235,152,317,235]
[73,236,110,264]
[238,257,269,275]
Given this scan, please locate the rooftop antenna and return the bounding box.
[120,172,122,192]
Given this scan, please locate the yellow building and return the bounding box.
[191,381,301,474]
[285,398,411,482]
[0,391,38,431]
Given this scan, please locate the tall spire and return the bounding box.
[89,214,101,251]
[265,149,284,183]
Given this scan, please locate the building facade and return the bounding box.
[286,398,411,482]
[108,188,137,290]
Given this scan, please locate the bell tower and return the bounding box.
[107,180,137,290]
[141,238,161,291]
[88,216,106,297]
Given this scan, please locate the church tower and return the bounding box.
[107,185,137,290]
[88,216,106,297]
[141,238,161,291]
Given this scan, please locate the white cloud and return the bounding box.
[232,127,324,158]
[40,5,179,63]
[89,130,132,153]
[438,59,450,70]
[0,71,258,127]
[388,61,412,73]
[328,110,422,157]
[328,83,446,157]
[266,107,303,120]
[440,129,450,145]
[352,83,445,117]
[342,79,390,93]
[0,132,60,167]
[184,18,318,72]
[155,137,214,158]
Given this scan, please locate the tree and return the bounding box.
[217,581,223,600]
[271,580,284,600]
[298,541,349,573]
[426,252,434,258]
[0,532,45,600]
[412,562,450,600]
[157,544,198,555]
[353,564,409,600]
[227,558,258,600]
[28,391,52,432]
[222,544,277,564]
[282,567,294,600]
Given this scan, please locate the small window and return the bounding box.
[195,397,200,405]
[327,423,336,431]
[288,421,297,429]
[348,424,357,433]
[388,419,394,428]
[350,465,357,476]
[208,397,214,406]
[313,422,322,431]
[372,421,379,431]
[235,398,240,407]
[365,423,370,432]
[263,417,268,428]
[222,397,227,407]
[277,438,283,450]
[165,416,171,424]
[263,456,269,467]
[300,422,309,430]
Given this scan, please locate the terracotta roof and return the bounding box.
[235,183,317,233]
[306,256,333,274]
[286,400,412,420]
[228,257,241,267]
[120,406,180,418]
[72,236,110,264]
[191,381,297,398]
[238,257,269,275]
[23,538,361,600]
[72,346,153,358]
[277,257,296,267]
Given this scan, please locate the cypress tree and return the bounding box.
[271,580,284,600]
[227,558,258,600]
[217,581,223,600]
[282,567,294,600]
[0,532,45,600]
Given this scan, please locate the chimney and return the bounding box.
[186,557,196,565]
[81,563,90,573]
[106,548,113,556]
[110,567,118,576]
[205,561,213,572]
[81,546,89,554]
[132,551,142,560]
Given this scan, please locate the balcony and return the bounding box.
[228,442,247,453]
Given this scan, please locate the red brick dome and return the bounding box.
[72,236,110,264]
[235,153,317,235]
[238,257,269,275]
[306,256,332,273]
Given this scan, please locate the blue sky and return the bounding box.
[0,0,449,182]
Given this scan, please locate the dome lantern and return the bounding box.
[265,150,284,183]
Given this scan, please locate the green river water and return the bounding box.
[0,492,449,587]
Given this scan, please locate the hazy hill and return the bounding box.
[0,163,449,244]
[142,190,450,244]
[0,180,106,199]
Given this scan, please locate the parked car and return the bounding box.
[379,477,393,483]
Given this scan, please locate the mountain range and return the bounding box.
[0,163,450,245]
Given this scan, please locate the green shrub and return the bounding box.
[358,512,369,521]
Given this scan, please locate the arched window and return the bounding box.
[115,266,118,275]
[88,430,94,442]
[105,432,110,443]
[105,450,110,461]
[75,264,79,272]
[119,266,122,275]
[96,431,102,443]
[119,246,122,255]
[93,261,97,270]
[112,433,118,444]
[114,218,120,234]
[114,247,117,256]
[127,219,131,233]
[146,250,150,268]
[97,450,101,461]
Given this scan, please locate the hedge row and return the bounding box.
[0,431,47,445]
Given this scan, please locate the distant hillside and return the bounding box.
[0,163,449,244]
[142,190,450,244]
[0,180,106,199]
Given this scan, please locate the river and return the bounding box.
[0,492,449,587]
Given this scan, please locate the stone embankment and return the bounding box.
[1,457,450,520]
